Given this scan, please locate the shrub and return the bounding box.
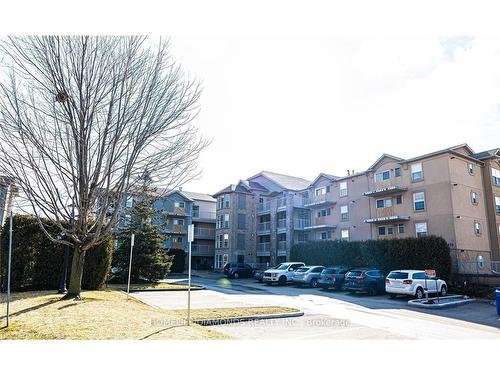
[167,248,185,273]
[291,236,452,279]
[0,215,113,291]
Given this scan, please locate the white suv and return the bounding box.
[263,262,305,285]
[385,270,447,299]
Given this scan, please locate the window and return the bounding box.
[341,229,349,240]
[125,195,133,208]
[378,226,386,236]
[238,194,246,209]
[493,168,500,186]
[471,191,479,205]
[173,218,184,225]
[237,233,245,249]
[215,254,224,269]
[396,195,403,204]
[237,213,246,229]
[387,226,394,235]
[224,214,229,228]
[413,192,425,211]
[375,170,391,182]
[315,186,327,196]
[339,181,348,197]
[174,236,183,243]
[376,198,392,208]
[411,163,423,181]
[223,254,228,266]
[340,205,349,221]
[317,208,331,217]
[192,205,199,218]
[415,222,428,237]
[394,167,401,177]
[474,221,482,235]
[398,224,405,234]
[468,163,475,175]
[496,196,500,214]
[320,231,332,240]
[413,272,425,280]
[216,235,222,248]
[223,233,229,248]
[217,194,230,209]
[174,201,185,208]
[216,214,230,229]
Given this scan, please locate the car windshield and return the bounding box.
[347,270,362,277]
[322,268,335,274]
[295,267,310,273]
[388,272,409,279]
[276,264,290,270]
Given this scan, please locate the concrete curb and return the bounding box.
[193,311,304,326]
[128,285,206,293]
[408,296,476,309]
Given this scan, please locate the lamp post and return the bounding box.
[186,224,194,326]
[126,233,135,296]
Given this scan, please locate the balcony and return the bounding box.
[277,197,287,211]
[364,180,407,197]
[277,241,287,251]
[170,241,184,250]
[303,193,336,208]
[304,216,337,230]
[194,227,215,239]
[293,218,311,230]
[165,224,186,234]
[257,221,271,234]
[257,201,271,215]
[192,210,216,222]
[257,242,271,256]
[364,209,411,223]
[191,244,215,256]
[277,218,287,232]
[164,207,188,217]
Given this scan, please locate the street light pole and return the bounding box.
[126,233,135,296]
[187,224,194,326]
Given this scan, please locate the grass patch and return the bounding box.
[107,282,203,291]
[168,306,300,321]
[0,290,229,340]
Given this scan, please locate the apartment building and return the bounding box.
[213,144,500,271]
[115,189,216,270]
[212,171,311,269]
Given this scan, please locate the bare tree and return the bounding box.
[0,36,207,299]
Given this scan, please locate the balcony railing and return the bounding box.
[192,210,216,220]
[171,242,184,250]
[257,201,271,214]
[257,221,271,233]
[302,193,336,208]
[293,218,311,230]
[277,197,287,209]
[277,241,287,251]
[165,224,186,234]
[194,227,215,239]
[258,242,271,252]
[277,218,287,230]
[191,244,215,256]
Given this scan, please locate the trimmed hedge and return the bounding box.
[167,248,185,273]
[290,236,452,279]
[0,215,113,292]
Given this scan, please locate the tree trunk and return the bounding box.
[64,246,86,300]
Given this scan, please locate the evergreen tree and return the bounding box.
[113,186,172,283]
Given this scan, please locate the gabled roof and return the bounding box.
[248,170,311,191]
[212,181,254,197]
[449,143,475,156]
[181,191,216,203]
[471,148,500,160]
[309,173,339,187]
[240,179,268,192]
[163,190,194,202]
[367,153,405,171]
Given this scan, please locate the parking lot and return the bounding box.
[134,272,500,340]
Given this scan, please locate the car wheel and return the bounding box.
[415,287,424,299]
[278,276,287,286]
[389,293,397,299]
[310,278,318,288]
[368,286,377,296]
[440,285,447,297]
[233,272,239,279]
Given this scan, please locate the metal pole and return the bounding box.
[127,233,135,296]
[187,224,194,326]
[6,212,13,327]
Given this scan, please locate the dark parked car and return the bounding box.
[223,263,254,279]
[317,266,351,290]
[343,268,386,296]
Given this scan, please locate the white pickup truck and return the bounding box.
[263,262,305,285]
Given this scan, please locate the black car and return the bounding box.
[343,268,386,296]
[223,263,254,279]
[317,266,351,290]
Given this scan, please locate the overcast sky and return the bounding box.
[169,36,500,194]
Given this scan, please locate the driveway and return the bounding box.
[134,274,500,340]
